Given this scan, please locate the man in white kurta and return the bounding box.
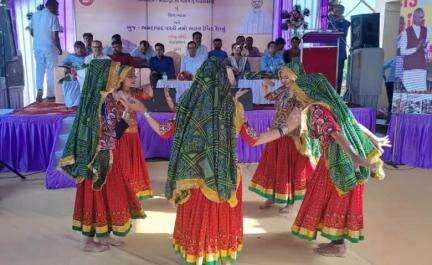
[400,8,431,92]
[30,0,62,102]
[180,41,206,77]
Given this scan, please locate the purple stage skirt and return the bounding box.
[0,114,66,173]
[0,108,377,189]
[384,114,432,168]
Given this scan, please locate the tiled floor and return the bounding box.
[0,162,430,265]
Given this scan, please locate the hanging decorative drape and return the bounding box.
[273,0,292,48]
[318,0,329,30]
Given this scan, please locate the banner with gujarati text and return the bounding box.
[74,0,274,55]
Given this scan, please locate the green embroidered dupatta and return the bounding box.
[166,57,238,206]
[294,73,385,194]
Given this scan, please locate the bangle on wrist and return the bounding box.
[143,111,151,119]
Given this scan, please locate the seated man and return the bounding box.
[82,32,93,55]
[236,35,249,57]
[109,40,140,67]
[283,37,301,63]
[84,40,110,64]
[208,38,228,60]
[103,34,134,56]
[185,31,208,58]
[260,41,284,73]
[60,41,86,108]
[149,43,175,87]
[131,40,155,67]
[245,36,261,57]
[180,41,207,77]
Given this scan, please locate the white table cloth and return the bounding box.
[237,79,281,104]
[156,80,193,101]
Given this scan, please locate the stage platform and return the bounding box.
[384,113,432,169]
[0,106,376,189]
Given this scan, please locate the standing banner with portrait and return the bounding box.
[74,0,274,55]
[392,1,432,114]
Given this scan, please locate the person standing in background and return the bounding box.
[383,58,396,121]
[82,33,93,55]
[29,0,62,103]
[328,4,350,94]
[395,17,406,82]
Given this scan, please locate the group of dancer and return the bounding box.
[59,56,389,264]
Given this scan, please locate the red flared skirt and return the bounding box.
[72,133,152,237]
[249,136,314,204]
[173,182,243,265]
[291,157,364,243]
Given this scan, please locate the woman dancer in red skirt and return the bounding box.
[284,73,390,257]
[249,66,314,213]
[66,66,153,252]
[122,58,294,265]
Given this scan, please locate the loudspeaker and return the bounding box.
[6,56,24,87]
[231,88,253,111]
[145,87,176,112]
[350,13,380,51]
[347,48,384,108]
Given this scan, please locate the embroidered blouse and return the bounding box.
[307,104,340,149]
[265,86,303,135]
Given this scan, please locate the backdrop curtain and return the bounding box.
[273,0,292,49]
[318,0,329,29]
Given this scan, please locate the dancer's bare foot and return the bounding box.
[315,243,346,257]
[317,242,334,249]
[99,236,125,247]
[259,200,273,209]
[279,204,293,214]
[83,240,110,252]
